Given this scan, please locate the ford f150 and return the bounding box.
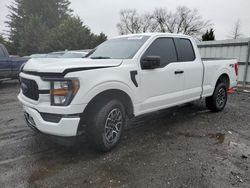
[18,33,238,151]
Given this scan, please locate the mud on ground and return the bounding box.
[0,81,250,188]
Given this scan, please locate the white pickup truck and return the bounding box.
[18,33,238,151]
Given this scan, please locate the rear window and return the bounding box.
[176,38,195,61]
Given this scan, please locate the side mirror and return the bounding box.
[141,56,161,69]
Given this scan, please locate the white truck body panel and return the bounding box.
[202,59,237,96]
[24,58,123,73]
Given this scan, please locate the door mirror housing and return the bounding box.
[141,56,161,69]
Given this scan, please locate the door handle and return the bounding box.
[174,70,184,74]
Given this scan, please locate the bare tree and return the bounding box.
[140,12,155,33]
[229,19,243,39]
[117,9,142,34]
[152,8,178,33]
[153,8,168,32]
[117,6,211,38]
[152,6,210,37]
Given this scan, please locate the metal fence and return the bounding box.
[198,38,250,87]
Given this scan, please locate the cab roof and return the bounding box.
[113,32,191,39]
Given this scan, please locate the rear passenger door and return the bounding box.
[174,38,203,101]
[139,37,186,113]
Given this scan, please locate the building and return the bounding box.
[198,38,250,87]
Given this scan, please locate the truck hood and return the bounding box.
[23,58,123,74]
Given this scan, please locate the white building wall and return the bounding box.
[198,38,250,85]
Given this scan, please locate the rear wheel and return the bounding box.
[206,82,227,112]
[86,99,126,152]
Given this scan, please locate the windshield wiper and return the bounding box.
[90,56,111,59]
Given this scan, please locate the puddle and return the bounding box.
[208,133,225,144]
[176,132,204,138]
[176,132,226,144]
[28,163,66,184]
[169,132,225,142]
[97,162,132,186]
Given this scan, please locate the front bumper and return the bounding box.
[18,72,87,137]
[23,105,80,137]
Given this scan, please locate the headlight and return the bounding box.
[49,79,80,106]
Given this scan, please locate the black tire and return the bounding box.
[86,99,126,152]
[205,82,227,112]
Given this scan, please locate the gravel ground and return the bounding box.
[0,80,250,188]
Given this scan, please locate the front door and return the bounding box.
[138,37,185,113]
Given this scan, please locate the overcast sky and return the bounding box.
[0,0,250,40]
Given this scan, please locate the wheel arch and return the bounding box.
[82,88,134,121]
[215,73,230,89]
[211,67,231,91]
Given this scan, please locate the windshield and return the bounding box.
[87,36,150,59]
[46,52,65,58]
[61,52,87,58]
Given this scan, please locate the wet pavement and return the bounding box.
[0,81,250,188]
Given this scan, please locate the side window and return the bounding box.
[176,38,195,61]
[0,47,6,58]
[142,38,178,67]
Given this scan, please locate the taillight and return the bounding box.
[234,63,238,76]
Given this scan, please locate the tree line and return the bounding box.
[0,1,245,55]
[116,7,212,38]
[1,0,107,56]
[116,7,245,41]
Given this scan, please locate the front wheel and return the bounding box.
[206,82,227,112]
[86,99,126,152]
